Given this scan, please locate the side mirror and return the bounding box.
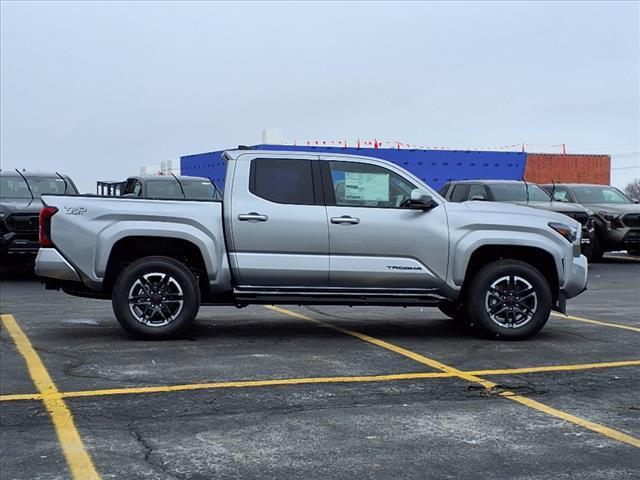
[470,195,486,201]
[409,189,438,210]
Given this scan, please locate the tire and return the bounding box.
[112,256,200,339]
[581,237,594,262]
[589,235,604,262]
[463,260,552,340]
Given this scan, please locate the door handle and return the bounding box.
[238,212,269,222]
[330,215,360,225]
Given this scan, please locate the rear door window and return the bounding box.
[250,159,315,205]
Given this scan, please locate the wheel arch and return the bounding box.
[103,236,209,295]
[460,244,560,304]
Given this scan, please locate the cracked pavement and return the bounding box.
[1,255,639,479]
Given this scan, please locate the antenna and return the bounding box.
[170,172,186,199]
[522,177,530,203]
[55,172,69,194]
[15,169,34,201]
[549,179,557,203]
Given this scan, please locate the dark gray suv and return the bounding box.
[1,171,78,264]
[540,183,640,260]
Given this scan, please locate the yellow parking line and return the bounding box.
[266,305,495,389]
[469,359,640,376]
[504,394,640,447]
[266,306,640,448]
[2,358,639,403]
[551,312,640,333]
[0,392,44,402]
[58,372,453,398]
[0,314,100,479]
[0,373,453,402]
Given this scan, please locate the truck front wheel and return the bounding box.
[112,256,200,338]
[464,260,552,340]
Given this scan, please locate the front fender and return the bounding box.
[451,226,566,287]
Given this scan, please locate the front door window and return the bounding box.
[327,161,416,208]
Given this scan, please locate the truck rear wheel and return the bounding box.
[112,256,200,339]
[464,260,552,340]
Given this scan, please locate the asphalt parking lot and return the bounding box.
[1,254,639,479]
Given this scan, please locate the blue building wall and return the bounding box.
[181,144,527,192]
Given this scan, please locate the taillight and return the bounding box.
[39,206,58,247]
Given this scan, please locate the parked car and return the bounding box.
[0,171,78,264]
[35,150,587,340]
[439,180,596,260]
[120,175,222,200]
[540,183,640,259]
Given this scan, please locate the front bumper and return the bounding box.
[561,253,588,300]
[35,248,81,282]
[597,215,640,251]
[1,232,40,256]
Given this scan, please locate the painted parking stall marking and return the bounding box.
[1,305,638,478]
[2,357,639,403]
[551,312,640,333]
[266,306,640,449]
[0,314,101,480]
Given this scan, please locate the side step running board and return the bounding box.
[231,291,443,307]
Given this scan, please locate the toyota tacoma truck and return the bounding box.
[35,150,588,340]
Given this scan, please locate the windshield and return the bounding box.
[145,179,220,200]
[572,186,631,204]
[489,183,550,202]
[0,175,77,199]
[181,179,220,200]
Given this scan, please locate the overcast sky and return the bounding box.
[1,1,638,192]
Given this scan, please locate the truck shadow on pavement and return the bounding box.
[43,316,480,343]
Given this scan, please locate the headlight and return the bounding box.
[549,222,578,243]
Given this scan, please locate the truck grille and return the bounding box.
[4,213,39,233]
[622,214,640,228]
[563,211,589,226]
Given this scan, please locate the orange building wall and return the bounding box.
[524,153,610,185]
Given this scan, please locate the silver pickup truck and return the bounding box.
[35,149,588,340]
